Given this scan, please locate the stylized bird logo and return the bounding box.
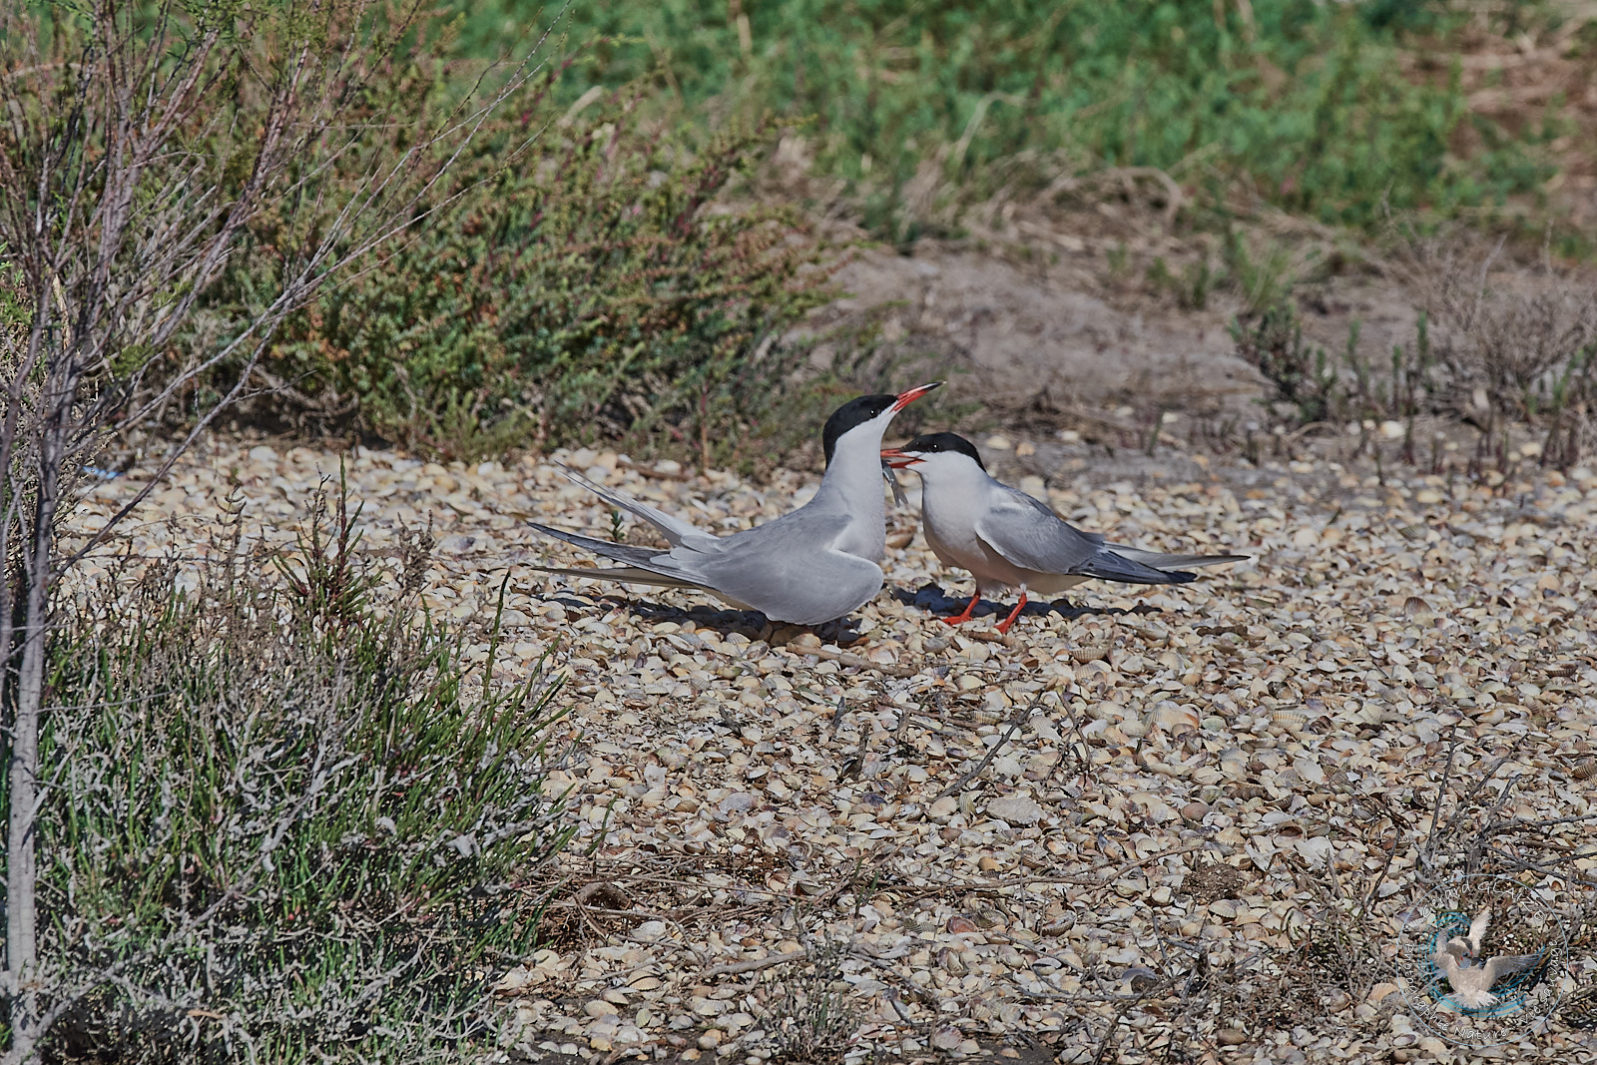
[1432,907,1544,1010]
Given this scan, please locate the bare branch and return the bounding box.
[1,2,572,1056]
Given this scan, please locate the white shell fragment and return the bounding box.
[57,437,1597,1062]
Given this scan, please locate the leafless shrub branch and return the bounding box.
[1409,236,1597,466]
[0,2,567,1058]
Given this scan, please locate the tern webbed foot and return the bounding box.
[995,590,1029,634]
[941,590,982,626]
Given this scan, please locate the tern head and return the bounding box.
[822,382,942,468]
[1441,936,1496,974]
[880,431,986,477]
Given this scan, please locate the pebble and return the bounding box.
[59,434,1597,1065]
[986,795,1044,824]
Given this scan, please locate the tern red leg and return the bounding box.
[995,589,1029,634]
[941,590,981,626]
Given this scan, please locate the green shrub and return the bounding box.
[1233,302,1344,425]
[0,249,23,332]
[449,0,1559,240]
[207,77,832,464]
[7,489,573,1062]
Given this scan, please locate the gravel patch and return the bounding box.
[64,436,1597,1063]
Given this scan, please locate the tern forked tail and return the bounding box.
[526,522,704,592]
[1107,545,1252,573]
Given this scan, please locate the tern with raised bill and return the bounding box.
[881,432,1247,633]
[529,383,942,625]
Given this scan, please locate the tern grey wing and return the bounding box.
[530,522,757,605]
[1481,952,1544,984]
[974,490,1194,585]
[1466,909,1492,954]
[554,463,714,549]
[1107,544,1250,571]
[678,510,885,625]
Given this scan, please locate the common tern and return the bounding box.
[882,432,1247,633]
[1432,908,1544,1009]
[529,383,942,625]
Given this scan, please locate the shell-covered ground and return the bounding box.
[66,434,1597,1064]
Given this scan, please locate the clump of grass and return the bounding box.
[1135,223,1322,319]
[14,484,574,1063]
[1231,303,1344,425]
[757,937,860,1064]
[1415,242,1597,467]
[1220,228,1309,319]
[1236,238,1597,473]
[474,0,1562,241]
[1145,256,1213,312]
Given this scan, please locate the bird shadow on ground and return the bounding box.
[893,582,1165,622]
[539,593,866,644]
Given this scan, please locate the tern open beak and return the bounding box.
[890,380,943,412]
[879,447,922,469]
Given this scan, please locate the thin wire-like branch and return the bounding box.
[0,3,573,1057]
[934,696,1038,801]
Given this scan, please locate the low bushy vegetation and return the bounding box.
[1232,240,1597,470]
[9,0,1585,468]
[459,0,1564,242]
[3,488,573,1062]
[214,92,834,465]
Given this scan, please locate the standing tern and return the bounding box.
[529,382,942,625]
[881,432,1247,633]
